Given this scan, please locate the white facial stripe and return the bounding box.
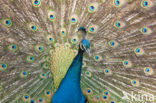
[86,48,91,57]
[80,43,83,50]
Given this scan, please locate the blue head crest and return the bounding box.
[78,27,87,33]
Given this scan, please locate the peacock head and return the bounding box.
[78,26,87,36]
[80,39,91,56]
[78,27,91,55]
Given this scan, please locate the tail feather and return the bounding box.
[0,0,156,103]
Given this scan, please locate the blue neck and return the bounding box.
[51,47,86,103]
[64,47,84,83]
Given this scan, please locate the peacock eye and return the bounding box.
[23,72,26,75]
[144,67,153,75]
[6,20,11,25]
[49,38,52,41]
[94,55,102,61]
[87,72,89,75]
[38,98,43,102]
[89,5,95,11]
[24,96,28,99]
[71,18,76,22]
[23,95,30,102]
[45,56,51,62]
[48,11,56,22]
[32,0,41,7]
[87,89,91,93]
[131,80,139,87]
[134,47,144,56]
[140,0,153,8]
[101,94,109,101]
[110,41,115,46]
[12,45,16,49]
[72,38,76,43]
[136,48,140,53]
[42,73,45,76]
[90,27,94,32]
[2,64,6,68]
[84,88,93,95]
[142,27,147,33]
[30,56,34,60]
[103,91,110,97]
[85,71,92,77]
[95,56,99,59]
[62,31,65,34]
[71,36,79,44]
[50,15,54,19]
[115,22,121,28]
[110,101,115,103]
[35,45,44,52]
[108,40,118,48]
[103,95,107,99]
[124,61,128,65]
[8,44,18,52]
[114,0,120,6]
[114,21,121,28]
[3,19,12,27]
[105,69,109,73]
[88,2,98,13]
[143,1,148,7]
[0,63,7,71]
[49,15,55,20]
[69,15,78,24]
[26,55,35,63]
[46,91,50,95]
[44,90,51,96]
[132,80,136,84]
[88,25,98,34]
[104,69,112,75]
[104,92,108,95]
[113,0,127,7]
[145,68,149,72]
[31,26,36,30]
[140,0,151,8]
[34,0,39,5]
[39,47,42,50]
[73,39,76,42]
[30,99,35,103]
[29,23,38,31]
[46,35,55,43]
[140,27,152,36]
[40,73,46,79]
[123,60,132,68]
[20,71,28,78]
[136,49,140,53]
[60,28,67,37]
[114,20,125,29]
[42,62,50,69]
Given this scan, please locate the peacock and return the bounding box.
[52,32,90,103]
[0,0,156,103]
